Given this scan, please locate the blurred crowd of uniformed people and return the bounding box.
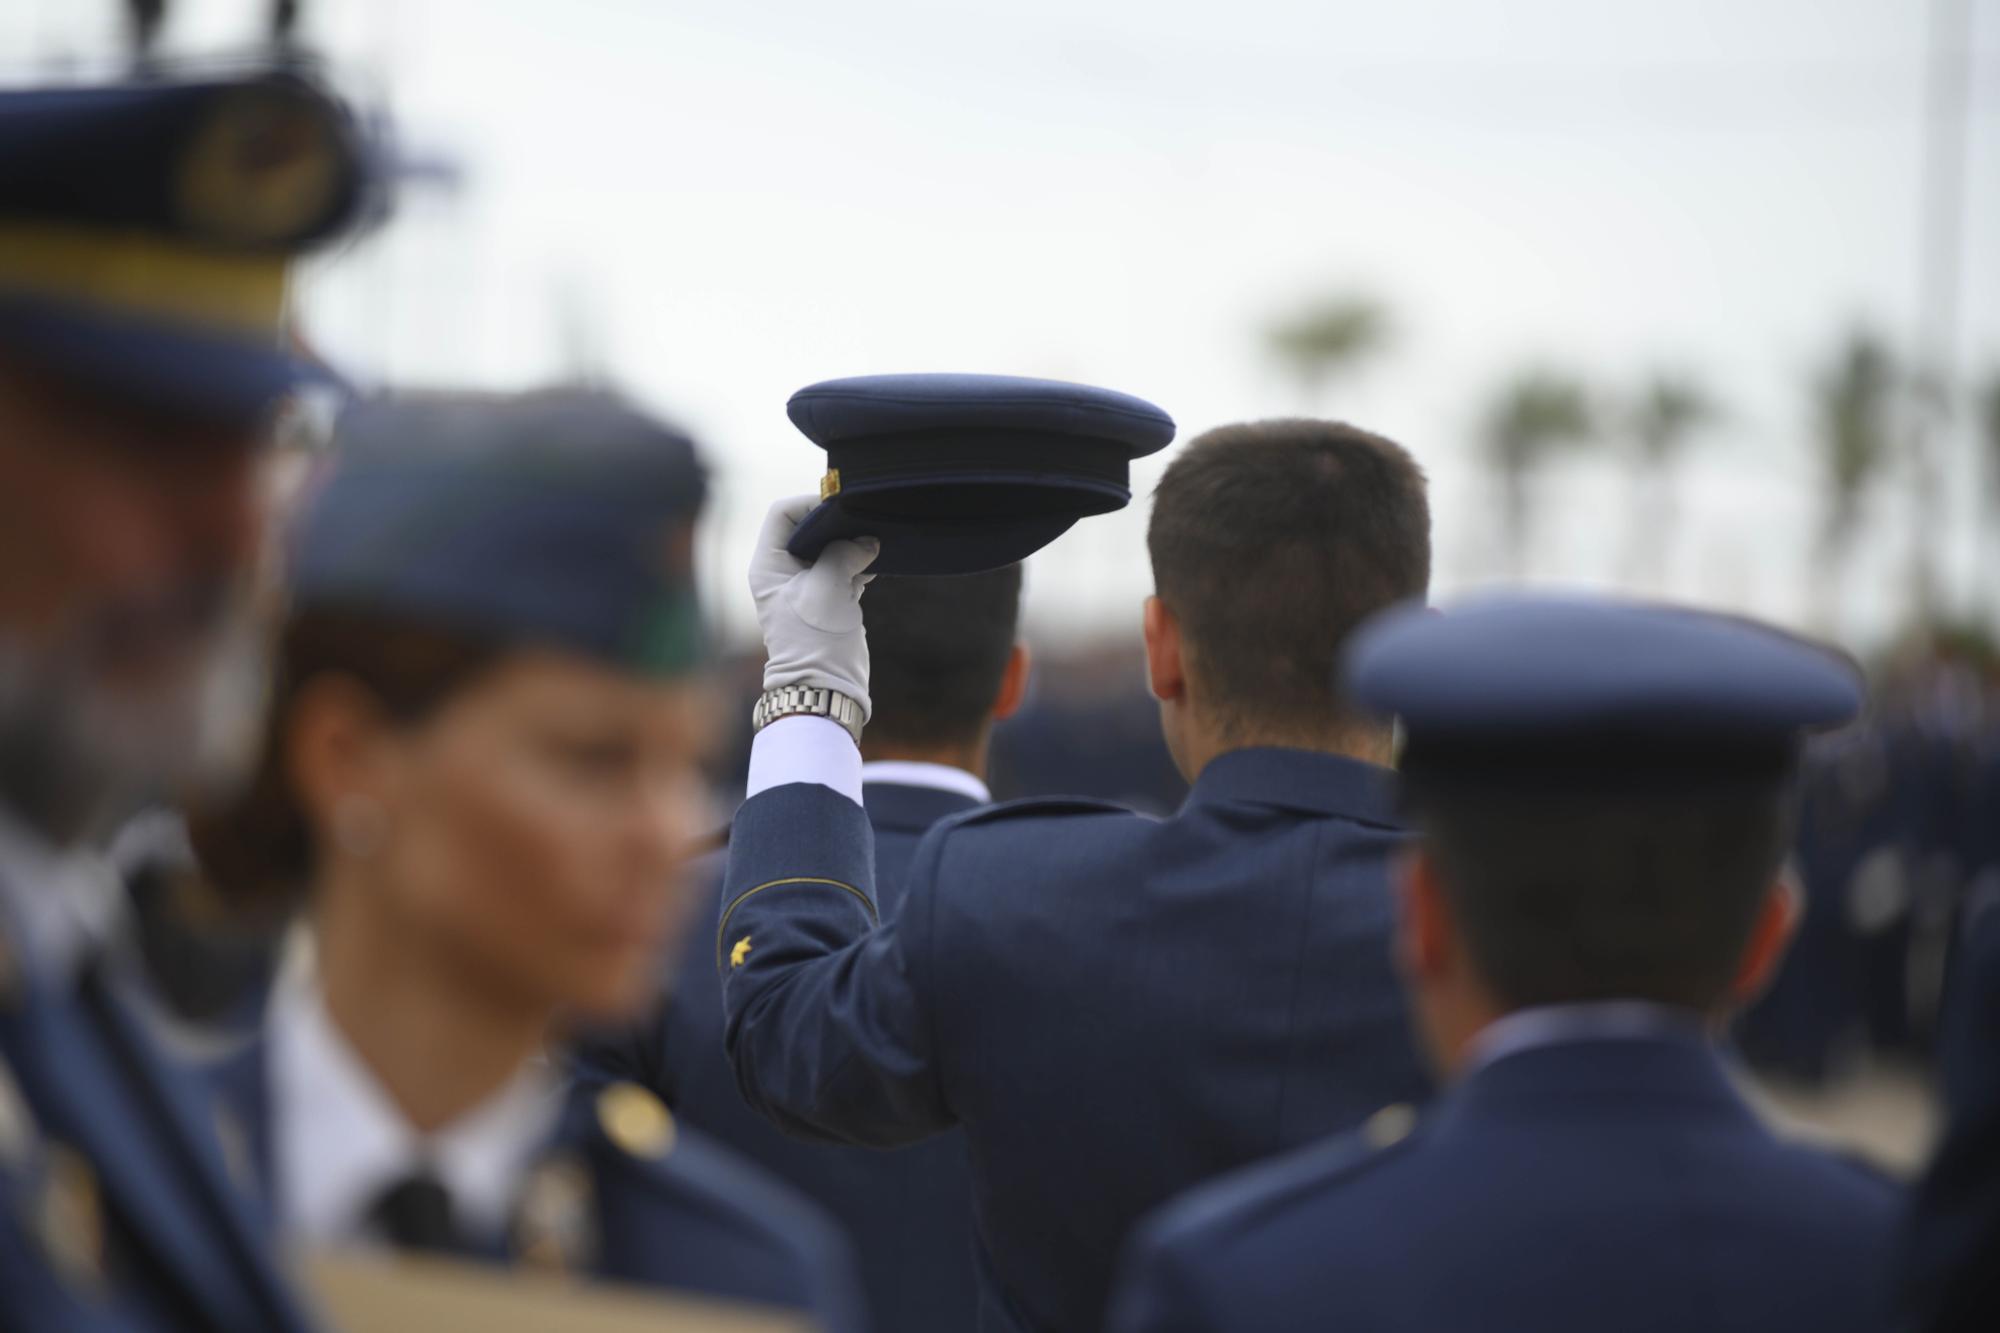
[1,42,1998,1333]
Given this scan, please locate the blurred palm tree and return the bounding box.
[1622,374,1720,589]
[1264,296,1391,412]
[1484,371,1594,578]
[1810,330,1899,631]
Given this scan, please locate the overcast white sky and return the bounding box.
[14,0,2000,652]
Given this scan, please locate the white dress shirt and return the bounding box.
[748,720,1000,809]
[858,759,991,804]
[267,973,563,1248]
[746,716,864,805]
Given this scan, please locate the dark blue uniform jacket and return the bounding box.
[582,780,984,1333]
[719,747,1433,1333]
[0,939,314,1333]
[1110,1031,1902,1333]
[204,1033,866,1332]
[1901,888,2000,1331]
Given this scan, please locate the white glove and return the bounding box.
[749,495,879,719]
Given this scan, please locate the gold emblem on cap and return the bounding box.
[511,1154,598,1276]
[819,469,842,501]
[38,1143,107,1294]
[596,1082,676,1161]
[730,934,753,968]
[1363,1102,1417,1149]
[177,85,343,245]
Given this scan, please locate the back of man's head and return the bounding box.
[1147,420,1430,743]
[1416,788,1794,1012]
[861,565,1024,755]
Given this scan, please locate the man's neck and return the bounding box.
[1181,722,1396,783]
[312,879,548,1135]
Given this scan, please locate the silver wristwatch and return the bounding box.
[753,684,866,746]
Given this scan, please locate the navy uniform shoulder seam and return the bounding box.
[1164,1120,1427,1248]
[584,1101,833,1243]
[940,795,1134,830]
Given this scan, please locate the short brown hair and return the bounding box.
[1146,420,1429,740]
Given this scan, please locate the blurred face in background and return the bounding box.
[315,649,713,1023]
[0,359,269,841]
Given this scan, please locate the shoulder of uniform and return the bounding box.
[521,1083,843,1290]
[1144,1103,1427,1256]
[1817,1143,1909,1200]
[940,794,1137,831]
[584,1080,681,1164]
[1758,1116,1907,1208]
[576,1081,842,1242]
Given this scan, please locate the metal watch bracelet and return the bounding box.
[752,684,865,746]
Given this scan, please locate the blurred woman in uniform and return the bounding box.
[191,390,860,1328]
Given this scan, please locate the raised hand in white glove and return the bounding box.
[749,495,880,719]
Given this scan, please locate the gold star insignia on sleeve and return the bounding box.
[729,935,753,968]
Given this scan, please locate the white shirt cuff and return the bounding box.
[746,716,864,806]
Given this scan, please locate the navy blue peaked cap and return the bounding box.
[0,70,376,420]
[784,372,1175,575]
[290,390,710,677]
[1345,594,1865,795]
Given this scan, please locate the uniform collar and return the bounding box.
[0,800,124,988]
[1184,747,1402,827]
[861,767,988,833]
[1444,1010,1757,1130]
[1463,1001,1709,1078]
[267,972,563,1248]
[858,760,990,805]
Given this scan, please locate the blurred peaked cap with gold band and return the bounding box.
[784,372,1175,575]
[0,69,379,422]
[289,388,710,679]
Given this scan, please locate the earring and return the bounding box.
[331,795,388,860]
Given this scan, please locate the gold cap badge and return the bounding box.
[819,469,842,501]
[729,934,753,969]
[596,1083,676,1161]
[176,85,344,246]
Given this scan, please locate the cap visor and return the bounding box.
[0,296,340,422]
[787,502,1079,576]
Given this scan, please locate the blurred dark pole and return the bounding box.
[1908,0,1973,626]
[271,0,302,50]
[125,0,166,65]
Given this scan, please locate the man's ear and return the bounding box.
[990,643,1032,723]
[1142,596,1186,703]
[1727,875,1802,1009]
[1398,847,1455,984]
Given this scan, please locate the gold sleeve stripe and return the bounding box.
[716,876,878,969]
[0,224,287,335]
